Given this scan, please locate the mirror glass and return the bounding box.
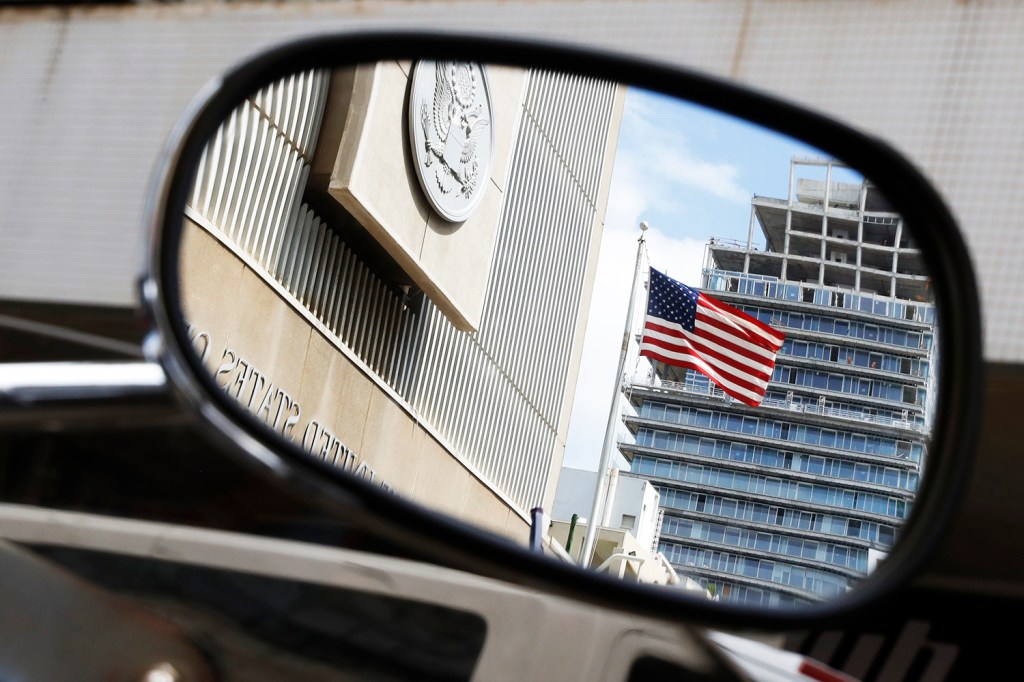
[175,61,937,610]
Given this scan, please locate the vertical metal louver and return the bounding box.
[186,67,619,516]
[405,71,620,511]
[189,69,330,262]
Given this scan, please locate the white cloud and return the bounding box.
[617,92,749,207]
[604,156,649,236]
[656,151,749,205]
[644,224,706,285]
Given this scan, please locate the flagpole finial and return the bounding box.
[639,220,649,232]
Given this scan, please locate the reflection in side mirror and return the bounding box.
[174,60,937,610]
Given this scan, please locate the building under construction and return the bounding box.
[622,158,936,606]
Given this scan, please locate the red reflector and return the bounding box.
[798,660,859,682]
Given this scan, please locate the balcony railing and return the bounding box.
[701,268,935,325]
[625,375,927,434]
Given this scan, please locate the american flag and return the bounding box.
[639,268,785,407]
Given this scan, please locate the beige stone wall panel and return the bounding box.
[180,217,529,540]
[313,61,528,332]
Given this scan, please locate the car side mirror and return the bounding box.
[141,32,982,630]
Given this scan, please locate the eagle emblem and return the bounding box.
[409,61,494,222]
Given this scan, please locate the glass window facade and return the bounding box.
[657,487,898,547]
[626,166,932,605]
[698,579,807,608]
[659,542,853,598]
[736,302,932,352]
[704,269,937,327]
[660,515,869,572]
[637,401,923,461]
[635,457,909,518]
[761,389,924,429]
[771,365,923,405]
[778,338,928,378]
[631,435,919,491]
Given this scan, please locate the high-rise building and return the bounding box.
[621,158,935,606]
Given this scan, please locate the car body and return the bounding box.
[1,2,1020,680]
[4,501,859,680]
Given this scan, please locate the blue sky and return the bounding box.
[561,87,862,472]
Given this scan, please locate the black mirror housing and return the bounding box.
[141,31,983,631]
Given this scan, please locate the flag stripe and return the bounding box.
[643,319,775,382]
[639,347,766,406]
[639,346,769,404]
[698,293,785,350]
[639,268,785,406]
[697,306,781,356]
[694,313,781,363]
[641,326,772,393]
[646,316,778,374]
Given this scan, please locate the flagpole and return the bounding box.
[579,221,649,569]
